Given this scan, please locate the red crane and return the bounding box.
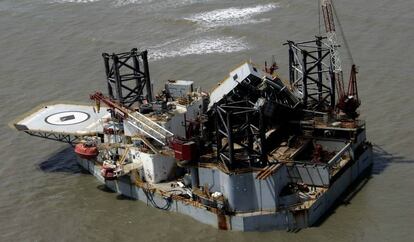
[337,64,360,118]
[90,91,130,119]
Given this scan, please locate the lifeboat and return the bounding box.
[74,143,99,160]
[101,161,117,180]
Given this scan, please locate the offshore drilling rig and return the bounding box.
[14,0,372,231]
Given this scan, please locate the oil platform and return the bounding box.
[14,0,372,231]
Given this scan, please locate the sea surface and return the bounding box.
[1,0,413,241]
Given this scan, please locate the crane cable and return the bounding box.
[318,0,355,66]
[330,0,355,66]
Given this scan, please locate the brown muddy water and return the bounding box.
[0,0,413,241]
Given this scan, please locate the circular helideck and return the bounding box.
[45,111,90,126]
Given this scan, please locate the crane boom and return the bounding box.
[321,0,345,100]
[321,0,342,73]
[320,0,360,118]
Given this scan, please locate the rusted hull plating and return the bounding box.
[77,146,372,231]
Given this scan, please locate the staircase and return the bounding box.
[126,111,173,145]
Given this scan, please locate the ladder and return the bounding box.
[126,111,173,145]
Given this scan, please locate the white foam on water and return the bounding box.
[149,36,249,61]
[114,0,208,8]
[184,3,279,27]
[51,0,102,3]
[114,0,150,6]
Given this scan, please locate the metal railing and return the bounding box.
[127,111,173,145]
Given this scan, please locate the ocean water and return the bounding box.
[1,0,413,241]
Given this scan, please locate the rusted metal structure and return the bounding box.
[13,0,372,231]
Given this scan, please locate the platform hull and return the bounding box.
[77,147,372,231]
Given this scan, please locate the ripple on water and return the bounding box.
[51,0,102,3]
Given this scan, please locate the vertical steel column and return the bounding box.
[142,50,153,102]
[112,54,123,104]
[190,167,199,188]
[246,111,253,167]
[258,108,267,166]
[226,110,234,166]
[329,67,336,108]
[214,104,222,160]
[246,111,253,150]
[302,50,308,107]
[132,48,141,104]
[316,37,324,102]
[102,53,114,99]
[288,44,295,85]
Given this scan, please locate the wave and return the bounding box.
[114,0,151,6]
[184,3,279,27]
[50,0,212,9]
[114,0,209,8]
[149,36,249,61]
[51,0,102,3]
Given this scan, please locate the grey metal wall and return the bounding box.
[288,164,330,187]
[198,166,289,212]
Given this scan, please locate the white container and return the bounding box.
[165,80,194,99]
[139,151,177,183]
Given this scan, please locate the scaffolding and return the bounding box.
[214,100,267,169]
[286,36,336,111]
[102,48,153,108]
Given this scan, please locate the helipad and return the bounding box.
[14,104,110,135]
